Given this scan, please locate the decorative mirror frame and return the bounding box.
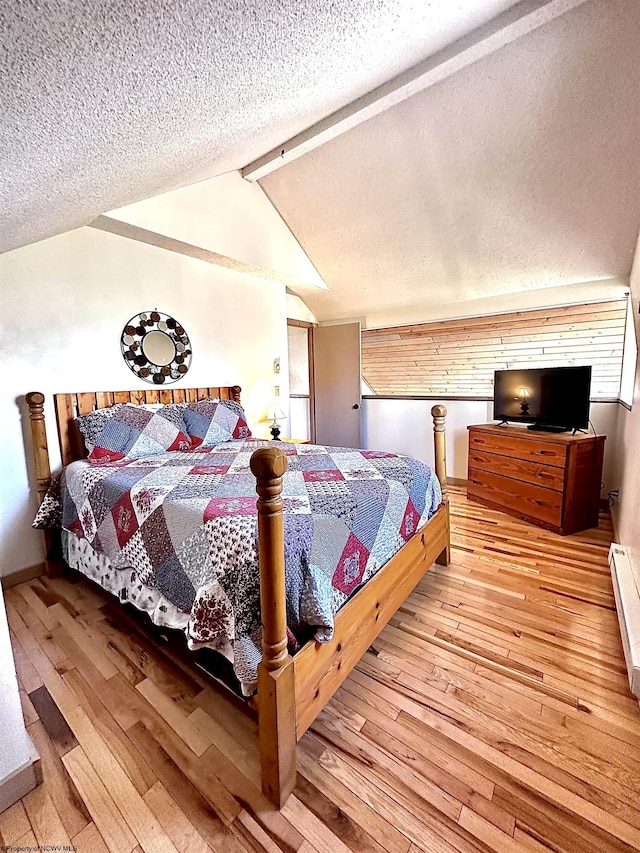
[120,310,192,384]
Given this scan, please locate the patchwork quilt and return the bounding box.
[35,438,442,693]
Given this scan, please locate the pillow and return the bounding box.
[87,403,191,461]
[183,399,251,448]
[77,404,124,454]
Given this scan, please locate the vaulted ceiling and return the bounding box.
[2,0,639,325]
[1,0,522,253]
[259,0,640,324]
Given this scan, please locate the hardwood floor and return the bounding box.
[3,486,639,852]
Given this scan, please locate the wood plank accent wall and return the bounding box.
[361,300,627,398]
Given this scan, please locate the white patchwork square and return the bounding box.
[282,495,311,515]
[341,466,384,481]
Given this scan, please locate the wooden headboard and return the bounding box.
[26,386,242,480]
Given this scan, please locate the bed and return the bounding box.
[25,385,450,807]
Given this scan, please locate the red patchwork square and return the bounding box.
[112,492,139,547]
[400,499,420,541]
[332,533,369,595]
[203,497,257,520]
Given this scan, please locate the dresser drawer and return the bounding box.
[468,448,565,492]
[468,430,566,468]
[468,468,563,527]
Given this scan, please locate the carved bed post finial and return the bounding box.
[431,404,448,503]
[26,392,52,503]
[250,446,297,806]
[232,385,242,404]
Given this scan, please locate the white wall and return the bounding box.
[0,227,289,578]
[1,168,333,580]
[613,234,640,575]
[364,399,490,478]
[286,293,318,324]
[363,398,621,492]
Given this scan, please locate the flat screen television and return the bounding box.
[493,366,592,433]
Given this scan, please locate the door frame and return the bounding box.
[287,319,317,443]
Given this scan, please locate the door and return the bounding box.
[313,322,361,447]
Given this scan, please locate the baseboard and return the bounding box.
[1,563,46,589]
[448,477,468,487]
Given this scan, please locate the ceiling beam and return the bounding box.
[90,215,327,290]
[242,0,588,182]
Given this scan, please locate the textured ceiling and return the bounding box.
[260,0,640,325]
[0,0,522,253]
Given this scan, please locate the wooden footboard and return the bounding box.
[251,405,449,806]
[293,504,449,739]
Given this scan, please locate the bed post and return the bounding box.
[431,404,450,566]
[26,392,61,577]
[250,446,297,807]
[26,392,52,503]
[431,404,448,501]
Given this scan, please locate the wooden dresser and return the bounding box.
[467,424,605,535]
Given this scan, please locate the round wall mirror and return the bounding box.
[142,330,176,365]
[120,310,192,384]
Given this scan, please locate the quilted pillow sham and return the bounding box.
[77,404,124,454]
[87,404,191,461]
[183,399,251,448]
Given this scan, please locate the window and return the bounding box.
[620,293,637,407]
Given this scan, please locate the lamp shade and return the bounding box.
[262,403,286,423]
[262,402,286,440]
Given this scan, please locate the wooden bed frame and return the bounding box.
[25,386,450,808]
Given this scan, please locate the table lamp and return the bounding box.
[264,402,286,440]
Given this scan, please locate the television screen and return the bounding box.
[493,366,592,432]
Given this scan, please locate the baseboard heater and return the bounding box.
[608,543,640,705]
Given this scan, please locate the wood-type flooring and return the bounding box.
[2,487,639,852]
